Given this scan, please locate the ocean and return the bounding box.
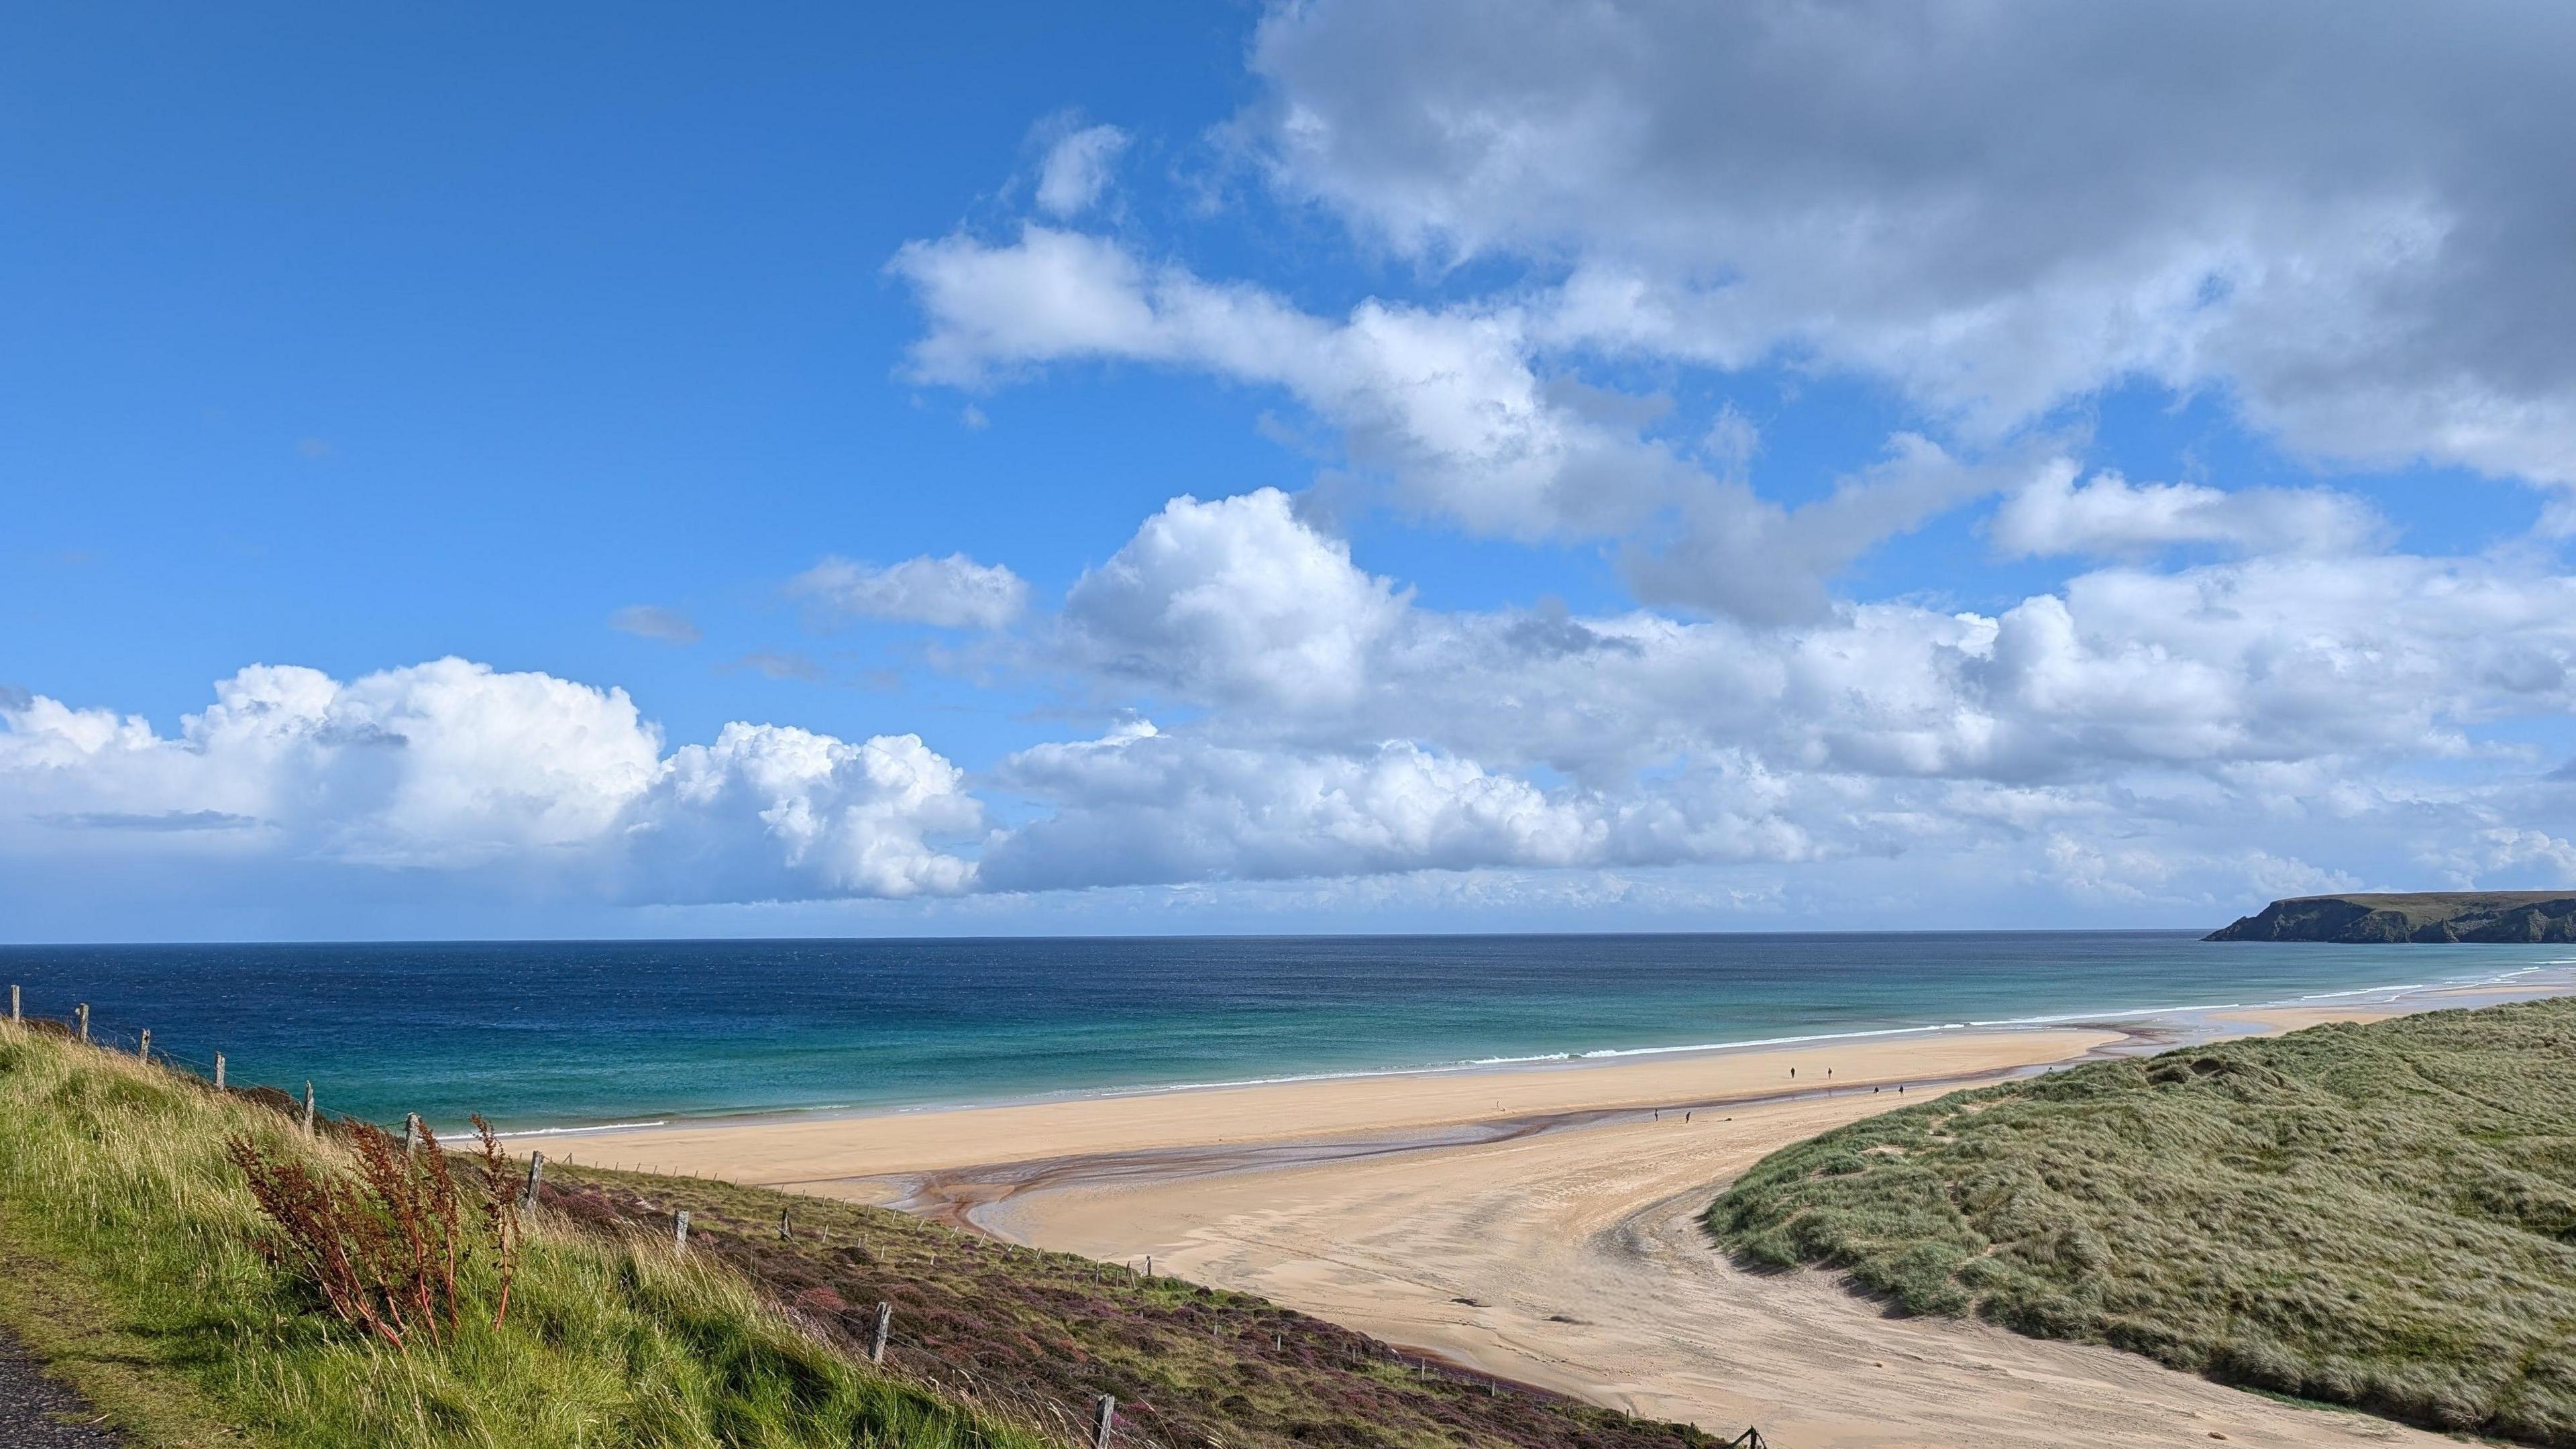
[2,932,2562,1133]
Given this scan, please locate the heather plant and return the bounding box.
[1709,998,2576,1445]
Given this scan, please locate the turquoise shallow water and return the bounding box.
[3,932,2565,1132]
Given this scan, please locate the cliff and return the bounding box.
[2206,891,2576,942]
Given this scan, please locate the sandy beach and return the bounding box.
[555,977,2572,1446]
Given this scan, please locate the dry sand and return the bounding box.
[554,981,2571,1446]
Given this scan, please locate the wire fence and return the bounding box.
[791,1309,1183,1449]
[7,986,1179,1449]
[6,985,1774,1449]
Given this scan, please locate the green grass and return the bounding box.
[1707,998,2576,1444]
[0,1020,1050,1449]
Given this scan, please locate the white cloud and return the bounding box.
[891,226,2037,620]
[1244,0,2576,492]
[1034,122,1129,217]
[979,721,1815,892]
[631,724,981,900]
[791,553,1028,629]
[1990,465,2381,557]
[0,659,662,868]
[13,521,2576,922]
[2421,826,2576,888]
[0,659,979,902]
[1059,488,1406,709]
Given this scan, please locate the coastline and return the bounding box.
[957,975,2574,1448]
[527,962,2571,1189]
[537,966,2576,1447]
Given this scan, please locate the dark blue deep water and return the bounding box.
[3,933,2561,1131]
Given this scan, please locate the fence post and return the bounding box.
[779,1207,791,1240]
[869,1301,891,1364]
[301,1081,315,1136]
[8,984,16,1022]
[405,1113,422,1157]
[521,1151,545,1210]
[213,1053,225,1090]
[1091,1393,1116,1448]
[138,1028,150,1064]
[674,1210,690,1248]
[77,1004,89,1044]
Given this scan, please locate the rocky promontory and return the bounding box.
[2207,892,2576,943]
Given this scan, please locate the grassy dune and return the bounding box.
[1709,998,2576,1444]
[0,1018,1044,1449]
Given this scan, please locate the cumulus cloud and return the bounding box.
[791,553,1028,629]
[13,527,2576,919]
[1034,121,1128,217]
[1244,0,2576,490]
[608,605,702,644]
[979,720,1814,892]
[629,724,981,900]
[1038,489,2576,806]
[0,659,979,901]
[0,659,661,868]
[1060,489,1407,708]
[1990,466,2382,558]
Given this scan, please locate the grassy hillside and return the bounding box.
[0,1016,1717,1448]
[530,1165,1711,1448]
[0,1018,1054,1449]
[1709,998,2576,1444]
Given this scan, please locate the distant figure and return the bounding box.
[1790,1067,1796,1079]
[1685,1112,1692,1122]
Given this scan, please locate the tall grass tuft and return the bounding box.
[1709,998,2576,1445]
[0,1018,1050,1448]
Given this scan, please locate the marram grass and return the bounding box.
[1709,997,2576,1444]
[0,1020,1049,1448]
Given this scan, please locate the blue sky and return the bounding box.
[9,1,2576,941]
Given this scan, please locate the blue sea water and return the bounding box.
[1,933,2564,1132]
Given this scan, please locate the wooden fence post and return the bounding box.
[76,1004,89,1043]
[404,1113,422,1157]
[138,1028,150,1064]
[213,1053,225,1090]
[521,1151,545,1210]
[869,1301,891,1364]
[674,1210,690,1248]
[1091,1393,1116,1448]
[8,984,17,1022]
[778,1207,791,1240]
[301,1081,315,1136]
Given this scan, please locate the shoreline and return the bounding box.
[543,965,2576,1446]
[545,964,2576,1207]
[967,983,2573,1448]
[491,958,2567,1143]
